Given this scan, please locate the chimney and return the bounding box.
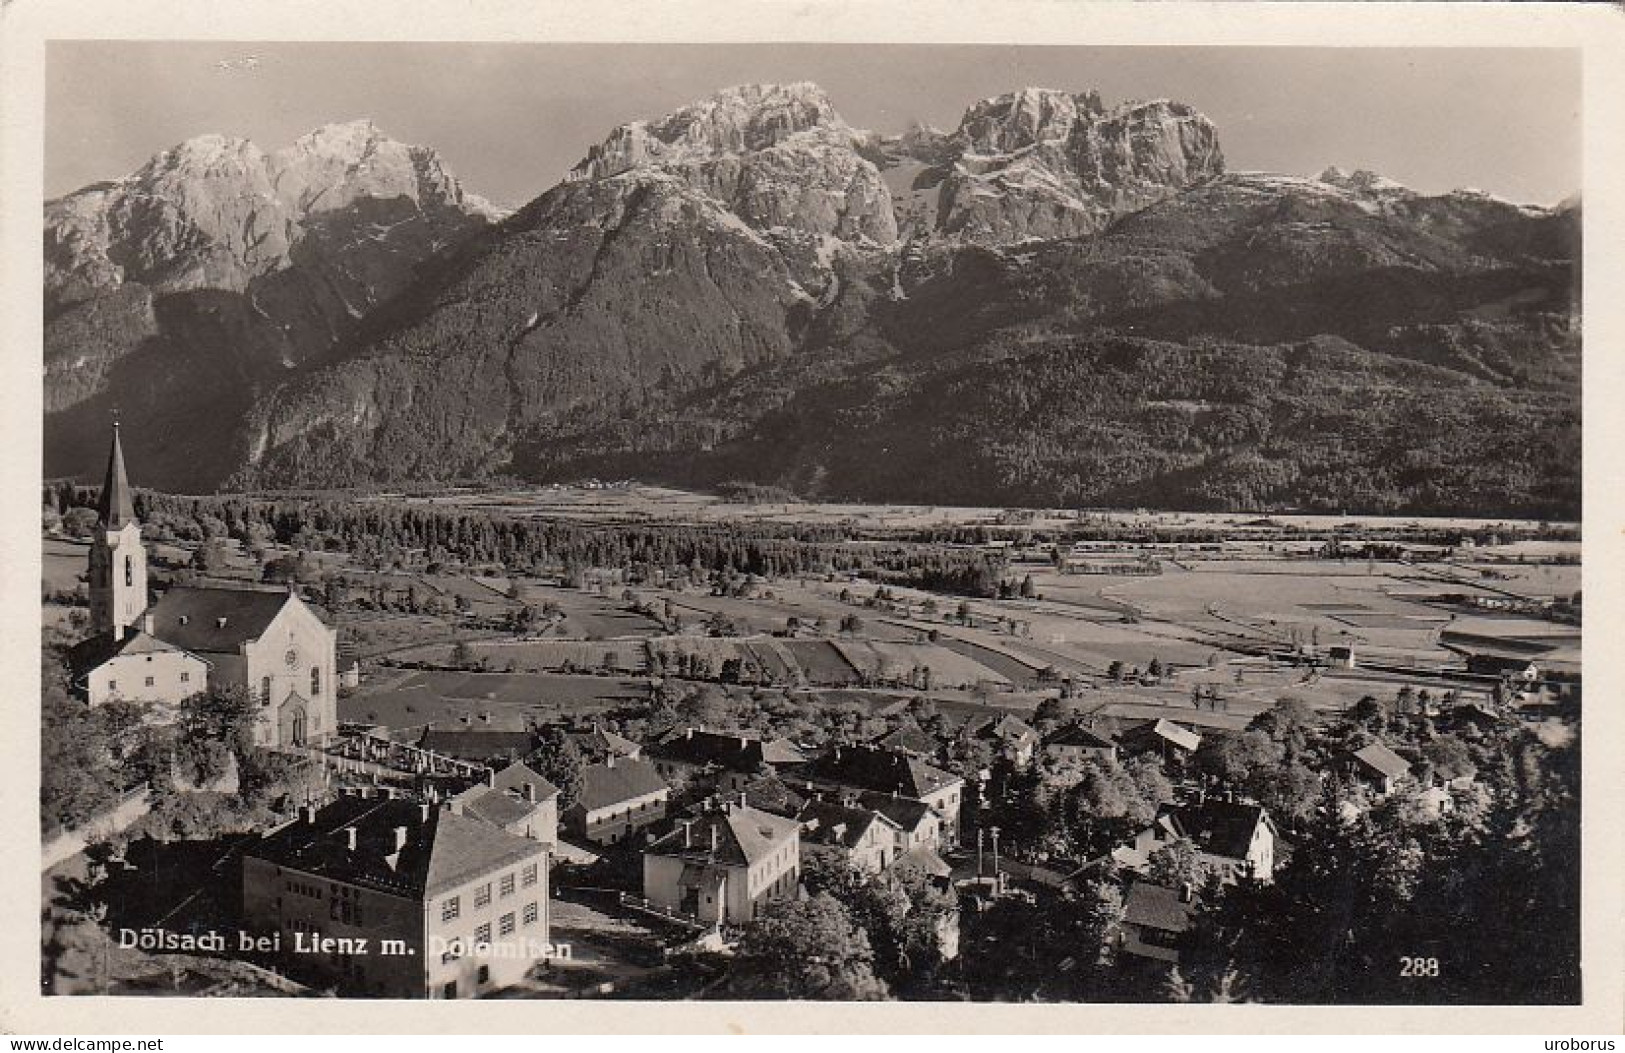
[302,803,319,825]
[738,791,748,810]
[420,802,431,822]
[1180,882,1194,904]
[523,782,536,803]
[685,728,694,740]
[738,736,748,750]
[709,825,719,857]
[393,825,408,851]
[607,756,616,770]
[216,617,228,629]
[486,768,496,788]
[345,827,358,852]
[142,613,154,635]
[682,819,694,848]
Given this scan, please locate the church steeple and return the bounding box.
[97,420,136,528]
[88,418,148,639]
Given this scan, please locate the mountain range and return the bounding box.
[43,83,1580,517]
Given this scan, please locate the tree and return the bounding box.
[724,894,890,1000]
[450,640,475,669]
[525,727,584,809]
[1146,838,1212,891]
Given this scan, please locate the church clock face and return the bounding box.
[284,648,300,668]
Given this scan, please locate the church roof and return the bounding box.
[143,586,299,654]
[97,423,136,529]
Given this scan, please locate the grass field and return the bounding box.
[341,670,650,731]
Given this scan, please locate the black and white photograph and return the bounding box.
[8,0,1625,1034]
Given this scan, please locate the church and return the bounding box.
[68,424,337,748]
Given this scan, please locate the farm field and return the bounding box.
[341,670,650,731]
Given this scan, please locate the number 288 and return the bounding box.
[1399,957,1440,978]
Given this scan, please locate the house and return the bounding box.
[870,724,939,758]
[1149,799,1279,883]
[1042,723,1118,765]
[69,630,210,716]
[797,799,903,875]
[968,714,1040,766]
[1466,654,1540,683]
[1346,741,1412,795]
[645,727,804,792]
[800,743,965,848]
[416,728,536,766]
[241,795,551,998]
[1118,719,1202,765]
[1120,881,1195,965]
[565,756,670,846]
[567,723,642,763]
[1327,645,1356,669]
[642,801,801,926]
[448,762,560,844]
[855,790,943,857]
[67,426,339,748]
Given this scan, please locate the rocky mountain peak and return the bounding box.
[956,87,1106,155]
[568,81,849,182]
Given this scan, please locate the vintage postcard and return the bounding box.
[2,0,1622,1035]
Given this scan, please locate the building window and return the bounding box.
[523,902,538,926]
[108,680,117,692]
[311,667,322,696]
[474,883,491,908]
[125,556,133,587]
[261,677,272,705]
[521,863,538,888]
[499,913,515,936]
[442,896,460,922]
[144,676,154,688]
[442,980,457,999]
[474,923,490,947]
[499,873,515,898]
[179,671,190,683]
[476,965,490,985]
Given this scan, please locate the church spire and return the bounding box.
[97,419,136,528]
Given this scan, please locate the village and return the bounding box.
[39,430,1582,1003]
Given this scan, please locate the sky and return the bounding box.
[46,42,1581,208]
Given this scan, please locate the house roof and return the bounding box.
[1158,800,1274,862]
[854,790,935,833]
[797,799,896,850]
[647,727,774,774]
[870,725,939,757]
[245,797,545,899]
[1123,881,1194,934]
[804,744,961,799]
[1125,718,1202,753]
[574,757,668,813]
[1351,741,1411,781]
[644,804,799,869]
[417,728,535,762]
[760,736,807,765]
[1043,723,1117,751]
[143,586,302,655]
[894,845,952,878]
[98,423,136,529]
[971,714,1038,747]
[67,630,208,682]
[452,762,560,828]
[740,775,811,818]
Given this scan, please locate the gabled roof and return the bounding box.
[1123,881,1194,934]
[741,775,811,818]
[871,725,939,757]
[453,762,560,828]
[1043,723,1117,751]
[143,586,302,655]
[574,758,668,813]
[646,727,773,774]
[644,804,799,868]
[854,790,935,833]
[1351,741,1411,781]
[67,630,209,682]
[245,797,544,899]
[97,423,136,529]
[1124,718,1202,753]
[797,799,897,850]
[971,714,1038,747]
[1158,800,1274,862]
[894,845,952,878]
[804,744,961,799]
[760,736,807,765]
